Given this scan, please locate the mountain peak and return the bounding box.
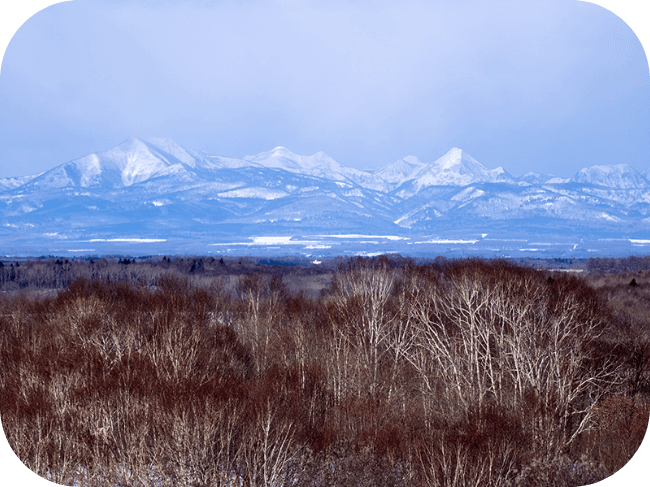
[405,148,514,189]
[249,146,344,178]
[268,146,297,158]
[434,147,478,166]
[63,137,175,188]
[517,171,555,185]
[374,155,426,184]
[145,137,197,166]
[401,155,423,165]
[244,145,301,167]
[572,164,650,189]
[105,137,163,157]
[117,136,148,149]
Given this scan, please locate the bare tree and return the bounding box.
[402,260,619,460]
[236,273,287,375]
[239,396,303,487]
[327,257,400,399]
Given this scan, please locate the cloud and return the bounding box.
[0,0,648,179]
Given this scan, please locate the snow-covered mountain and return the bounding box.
[245,147,338,175]
[570,164,650,189]
[394,148,515,198]
[246,146,389,191]
[0,173,41,191]
[374,156,427,186]
[516,171,555,185]
[2,137,650,251]
[20,137,181,190]
[414,148,512,187]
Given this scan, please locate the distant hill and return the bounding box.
[1,137,650,256]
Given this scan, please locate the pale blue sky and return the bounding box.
[0,0,648,178]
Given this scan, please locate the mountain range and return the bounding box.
[1,137,650,256]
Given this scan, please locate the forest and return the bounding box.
[0,255,649,486]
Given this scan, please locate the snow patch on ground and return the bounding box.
[88,238,167,243]
[211,236,321,246]
[316,234,408,240]
[217,188,288,199]
[415,238,479,244]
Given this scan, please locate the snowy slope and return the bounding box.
[19,137,181,190]
[571,164,650,189]
[374,156,426,186]
[412,148,514,187]
[394,148,515,198]
[147,138,261,172]
[246,147,389,191]
[516,172,555,185]
[0,173,41,192]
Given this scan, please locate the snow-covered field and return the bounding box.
[0,232,646,259]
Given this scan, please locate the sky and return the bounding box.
[0,0,649,179]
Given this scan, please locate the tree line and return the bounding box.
[586,255,650,274]
[0,255,331,293]
[0,257,648,486]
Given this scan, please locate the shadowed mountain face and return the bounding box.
[1,137,650,255]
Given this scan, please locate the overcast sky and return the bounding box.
[0,0,648,178]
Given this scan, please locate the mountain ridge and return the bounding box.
[2,137,650,255]
[4,136,650,191]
